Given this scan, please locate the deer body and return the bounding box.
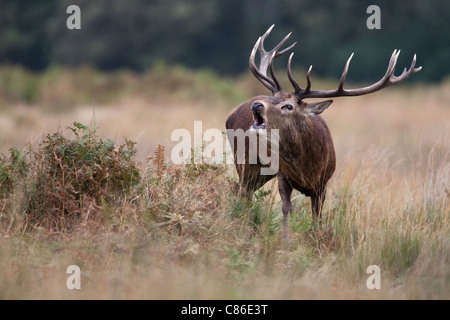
[227,25,421,241]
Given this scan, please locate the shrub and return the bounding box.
[1,122,140,231]
[0,147,30,198]
[141,146,228,237]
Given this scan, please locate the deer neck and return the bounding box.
[277,116,327,182]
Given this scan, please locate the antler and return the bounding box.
[249,25,296,94]
[288,49,422,100]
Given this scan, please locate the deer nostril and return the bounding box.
[251,102,264,112]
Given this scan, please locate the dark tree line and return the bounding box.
[0,0,449,82]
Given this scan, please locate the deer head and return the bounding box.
[250,92,333,132]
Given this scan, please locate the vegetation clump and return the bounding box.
[0,122,140,230]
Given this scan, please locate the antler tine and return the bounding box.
[278,42,297,57]
[260,24,275,45]
[268,40,297,92]
[269,51,282,92]
[249,37,277,92]
[412,54,422,72]
[338,53,354,92]
[295,50,422,100]
[384,49,401,82]
[287,53,313,95]
[249,25,296,94]
[305,65,312,92]
[287,53,301,93]
[391,53,422,84]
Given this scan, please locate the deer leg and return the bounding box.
[311,189,326,222]
[278,173,293,242]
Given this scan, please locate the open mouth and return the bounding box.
[252,110,266,130]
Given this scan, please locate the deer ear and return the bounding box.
[306,100,333,115]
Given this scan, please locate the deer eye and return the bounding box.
[282,104,293,111]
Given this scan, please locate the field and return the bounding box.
[0,65,449,299]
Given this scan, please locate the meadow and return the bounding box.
[0,64,449,299]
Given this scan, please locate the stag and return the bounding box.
[226,25,421,241]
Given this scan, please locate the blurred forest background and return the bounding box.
[0,0,449,82]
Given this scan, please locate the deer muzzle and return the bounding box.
[251,102,266,130]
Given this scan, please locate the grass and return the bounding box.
[0,65,449,299]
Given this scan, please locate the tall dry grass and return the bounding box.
[0,66,449,299]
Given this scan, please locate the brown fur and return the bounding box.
[226,91,336,241]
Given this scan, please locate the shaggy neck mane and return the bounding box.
[277,115,317,165]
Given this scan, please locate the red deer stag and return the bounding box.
[226,25,421,241]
